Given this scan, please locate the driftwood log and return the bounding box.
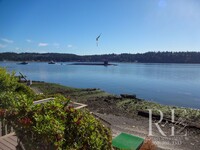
[120,94,136,99]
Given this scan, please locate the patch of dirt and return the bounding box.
[93,113,200,150]
[80,95,200,150]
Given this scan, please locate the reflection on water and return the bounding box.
[1,62,200,109]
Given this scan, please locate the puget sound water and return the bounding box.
[1,61,200,109]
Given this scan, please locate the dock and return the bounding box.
[0,133,19,150]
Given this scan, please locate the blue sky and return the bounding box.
[0,0,200,55]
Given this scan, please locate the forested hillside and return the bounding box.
[1,51,200,63]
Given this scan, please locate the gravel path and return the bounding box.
[94,113,200,150]
[30,86,43,95]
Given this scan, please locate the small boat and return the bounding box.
[18,61,28,65]
[48,61,55,64]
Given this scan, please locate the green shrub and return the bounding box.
[0,67,36,100]
[14,97,67,150]
[0,67,112,150]
[64,106,112,150]
[15,83,35,99]
[4,96,112,150]
[0,68,18,92]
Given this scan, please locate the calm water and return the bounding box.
[1,62,200,109]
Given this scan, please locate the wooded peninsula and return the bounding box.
[1,51,200,63]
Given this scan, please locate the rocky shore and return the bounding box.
[31,82,200,150]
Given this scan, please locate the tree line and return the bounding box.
[0,51,200,63]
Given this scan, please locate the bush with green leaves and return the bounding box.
[64,106,112,150]
[0,67,35,98]
[0,68,18,92]
[1,94,112,150]
[0,67,112,150]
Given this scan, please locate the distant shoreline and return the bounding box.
[1,51,200,63]
[2,60,200,65]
